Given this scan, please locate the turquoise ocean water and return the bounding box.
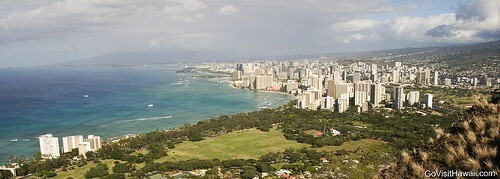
[0,66,290,163]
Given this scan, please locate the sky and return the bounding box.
[0,0,499,67]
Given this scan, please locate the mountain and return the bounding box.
[53,51,241,66]
[54,40,500,66]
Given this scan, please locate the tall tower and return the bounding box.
[425,68,431,85]
[62,135,83,153]
[394,86,405,110]
[424,93,433,108]
[39,134,60,159]
[370,83,383,107]
[433,71,439,86]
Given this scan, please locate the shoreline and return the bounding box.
[0,68,293,164]
[105,73,294,142]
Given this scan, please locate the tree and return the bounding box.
[0,170,13,179]
[84,163,109,178]
[187,132,204,141]
[112,163,131,173]
[102,173,125,179]
[240,166,260,179]
[256,162,276,173]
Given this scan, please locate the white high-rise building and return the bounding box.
[337,93,350,113]
[394,86,405,110]
[354,91,367,106]
[424,93,433,108]
[433,71,439,86]
[322,96,335,110]
[407,91,420,106]
[392,70,400,83]
[62,135,84,153]
[78,135,102,158]
[285,81,299,93]
[38,134,60,159]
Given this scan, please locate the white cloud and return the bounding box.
[217,5,239,15]
[331,19,377,32]
[0,0,208,44]
[0,0,499,67]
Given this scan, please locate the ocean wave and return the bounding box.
[121,115,173,122]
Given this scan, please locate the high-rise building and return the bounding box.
[407,91,420,106]
[322,96,335,110]
[39,134,60,159]
[416,69,423,85]
[354,81,371,101]
[371,64,378,82]
[336,93,350,113]
[354,91,367,106]
[285,81,298,93]
[392,70,401,83]
[352,73,361,83]
[394,86,405,110]
[370,83,383,107]
[62,135,83,153]
[433,71,439,86]
[424,68,431,85]
[424,93,433,108]
[78,135,102,157]
[329,82,350,99]
[251,76,273,90]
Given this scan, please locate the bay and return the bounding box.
[0,66,290,163]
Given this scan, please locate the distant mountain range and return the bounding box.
[54,40,499,66]
[53,51,242,66]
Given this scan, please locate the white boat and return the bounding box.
[84,94,89,98]
[10,139,18,142]
[148,104,154,107]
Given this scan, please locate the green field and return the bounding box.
[52,159,116,179]
[318,139,386,152]
[157,127,309,162]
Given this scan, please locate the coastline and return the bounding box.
[105,73,293,142]
[0,67,292,164]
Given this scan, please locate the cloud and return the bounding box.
[0,0,208,44]
[0,0,499,67]
[329,0,499,44]
[331,19,377,32]
[391,0,499,42]
[217,5,239,15]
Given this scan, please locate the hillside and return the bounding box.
[377,102,500,178]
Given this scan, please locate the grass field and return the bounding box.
[53,159,116,179]
[318,139,386,152]
[156,127,309,162]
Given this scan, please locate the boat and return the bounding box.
[10,139,18,142]
[148,104,154,108]
[84,94,89,98]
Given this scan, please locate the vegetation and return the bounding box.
[378,102,500,178]
[84,163,109,178]
[281,107,455,149]
[159,127,308,162]
[12,95,495,178]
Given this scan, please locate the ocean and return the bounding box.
[0,66,290,163]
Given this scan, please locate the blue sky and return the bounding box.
[0,0,498,67]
